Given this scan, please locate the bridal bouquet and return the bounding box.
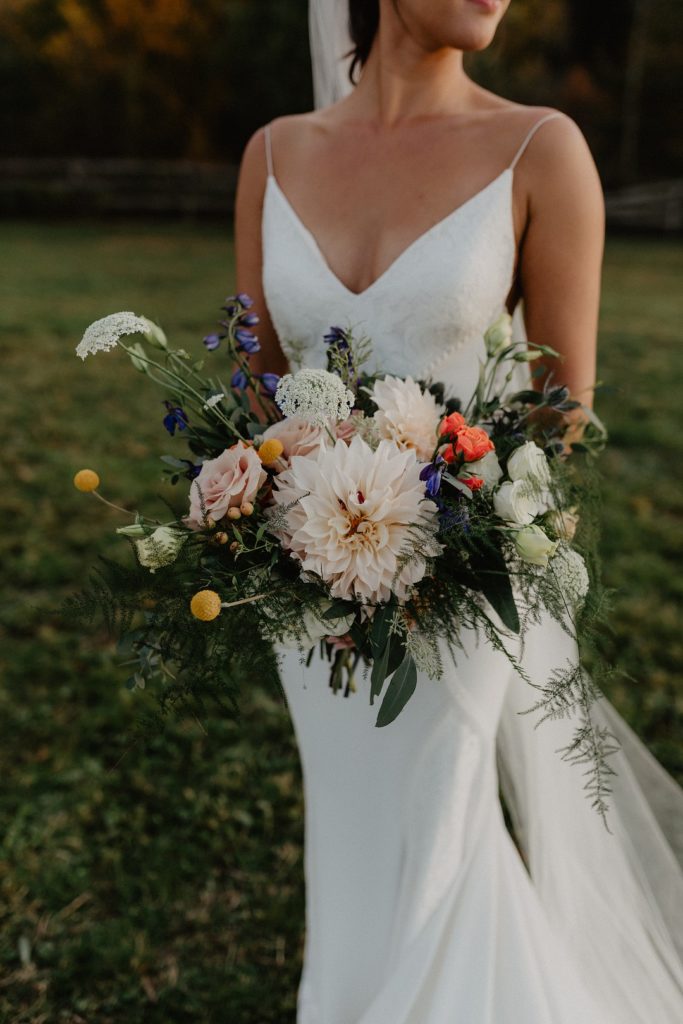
[70,294,611,803]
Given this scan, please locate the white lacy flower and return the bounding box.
[271,436,441,603]
[547,543,590,611]
[493,479,539,526]
[275,369,354,426]
[134,526,186,572]
[514,525,559,568]
[507,441,552,488]
[371,376,444,461]
[76,312,151,360]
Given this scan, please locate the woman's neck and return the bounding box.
[347,20,474,125]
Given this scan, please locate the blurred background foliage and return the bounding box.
[0,0,681,184]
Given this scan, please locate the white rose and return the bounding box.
[507,441,552,487]
[493,479,538,526]
[514,525,559,568]
[464,450,502,491]
[484,312,513,357]
[135,526,186,572]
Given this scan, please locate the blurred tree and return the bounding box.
[0,0,679,184]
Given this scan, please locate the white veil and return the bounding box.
[307,2,683,1019]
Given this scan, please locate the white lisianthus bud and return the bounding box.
[465,450,502,491]
[116,523,148,539]
[507,441,552,487]
[126,341,148,374]
[484,312,513,357]
[135,526,186,572]
[514,525,559,567]
[513,350,543,362]
[141,317,168,350]
[493,479,538,526]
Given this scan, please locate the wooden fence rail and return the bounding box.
[0,158,681,231]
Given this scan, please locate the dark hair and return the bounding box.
[347,0,381,84]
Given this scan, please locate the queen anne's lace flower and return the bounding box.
[76,312,151,360]
[371,376,443,461]
[135,527,186,573]
[275,369,354,426]
[546,542,590,611]
[271,435,441,603]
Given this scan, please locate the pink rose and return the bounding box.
[335,410,362,444]
[262,416,325,461]
[186,442,266,527]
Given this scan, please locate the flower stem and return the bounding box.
[92,490,136,517]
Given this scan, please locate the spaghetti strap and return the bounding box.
[509,111,565,170]
[264,122,274,178]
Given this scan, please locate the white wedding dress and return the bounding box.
[259,114,683,1024]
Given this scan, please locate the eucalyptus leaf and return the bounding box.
[375,653,417,728]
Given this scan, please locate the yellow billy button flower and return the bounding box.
[73,468,100,492]
[258,438,284,465]
[190,590,222,621]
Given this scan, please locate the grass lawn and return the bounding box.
[1,221,681,1023]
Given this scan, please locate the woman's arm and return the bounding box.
[233,123,290,379]
[515,113,606,419]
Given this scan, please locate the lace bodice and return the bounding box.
[261,112,563,397]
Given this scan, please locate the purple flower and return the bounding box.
[203,333,225,351]
[162,401,188,435]
[221,303,238,316]
[236,292,254,309]
[235,329,260,354]
[258,373,280,397]
[324,325,349,349]
[419,456,445,498]
[231,368,248,390]
[239,312,260,327]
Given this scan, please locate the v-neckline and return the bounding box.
[266,168,513,300]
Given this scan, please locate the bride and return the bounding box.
[233,2,683,1021]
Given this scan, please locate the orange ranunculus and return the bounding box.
[439,411,467,438]
[455,426,495,462]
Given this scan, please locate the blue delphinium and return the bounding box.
[419,455,445,498]
[162,401,188,435]
[231,368,248,390]
[324,325,350,349]
[258,373,280,397]
[235,329,260,354]
[203,333,225,351]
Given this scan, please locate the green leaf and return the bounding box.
[467,537,520,634]
[370,603,393,654]
[322,600,355,620]
[375,653,417,728]
[507,388,545,406]
[370,640,390,706]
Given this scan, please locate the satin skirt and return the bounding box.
[277,621,620,1024]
